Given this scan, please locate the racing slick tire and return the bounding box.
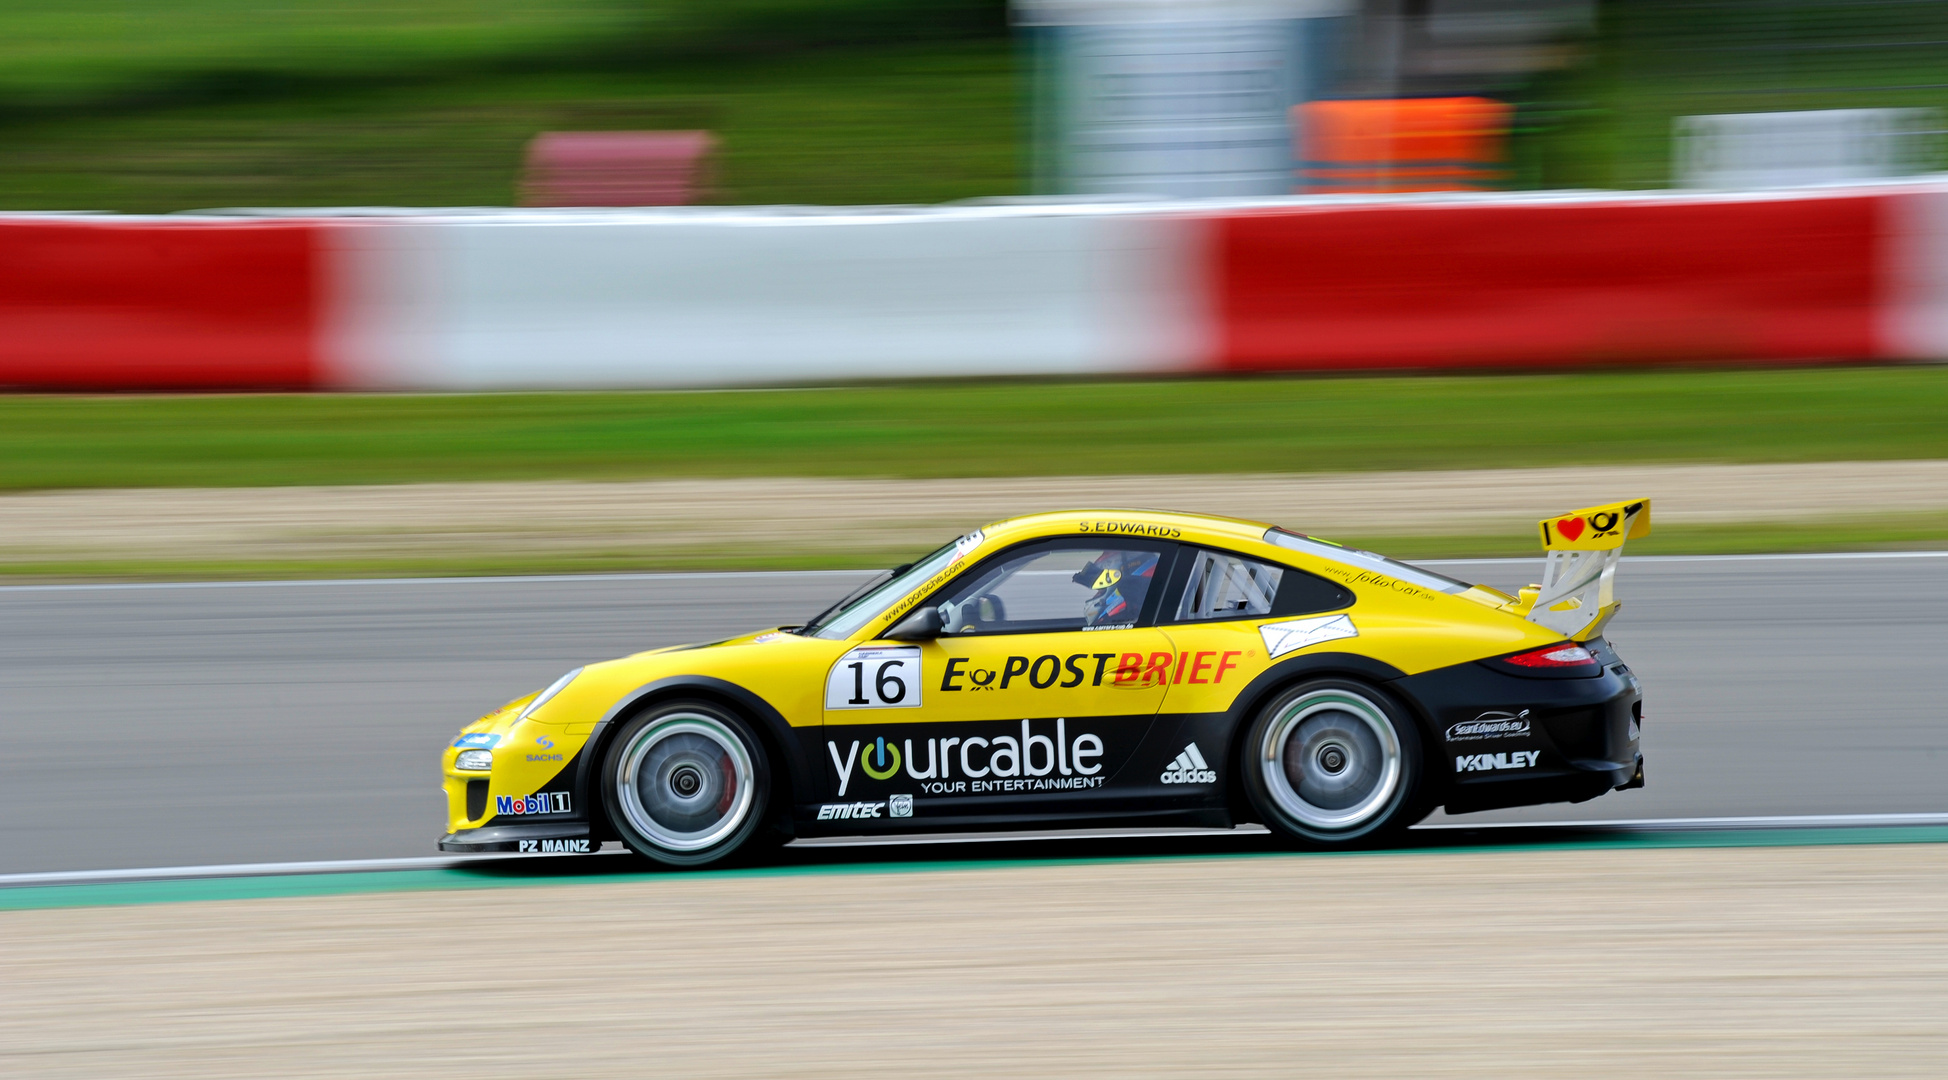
[601,699,773,869]
[1240,678,1427,847]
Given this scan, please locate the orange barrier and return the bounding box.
[1297,97,1511,194]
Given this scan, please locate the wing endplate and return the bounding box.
[1528,498,1651,639]
[1538,499,1652,552]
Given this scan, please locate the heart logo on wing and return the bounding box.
[1556,516,1586,541]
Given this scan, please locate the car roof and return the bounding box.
[978,508,1277,549]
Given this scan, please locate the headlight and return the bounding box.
[455,749,493,772]
[517,667,584,722]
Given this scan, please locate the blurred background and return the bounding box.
[1,0,1946,210]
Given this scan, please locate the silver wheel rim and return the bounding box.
[615,714,755,852]
[1260,689,1402,832]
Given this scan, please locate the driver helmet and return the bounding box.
[1076,549,1159,626]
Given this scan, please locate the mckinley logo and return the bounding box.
[1455,751,1540,773]
[1446,710,1531,743]
[1160,743,1217,784]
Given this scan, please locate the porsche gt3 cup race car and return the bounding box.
[440,500,1650,865]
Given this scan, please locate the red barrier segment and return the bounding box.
[0,219,324,390]
[1209,195,1884,370]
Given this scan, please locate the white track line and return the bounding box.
[1415,811,1948,831]
[4,551,1945,593]
[6,813,1946,888]
[0,569,872,593]
[0,851,603,888]
[1422,551,1948,566]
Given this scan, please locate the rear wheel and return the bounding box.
[602,700,771,868]
[1240,678,1426,847]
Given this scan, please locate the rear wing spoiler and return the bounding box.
[1523,499,1651,640]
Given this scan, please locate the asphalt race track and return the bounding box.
[2,554,1944,875]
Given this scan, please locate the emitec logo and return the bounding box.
[1160,743,1217,784]
[816,801,885,821]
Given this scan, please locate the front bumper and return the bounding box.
[1396,637,1644,815]
[439,821,597,854]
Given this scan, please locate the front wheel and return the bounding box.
[602,700,771,868]
[1239,678,1426,847]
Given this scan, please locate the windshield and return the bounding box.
[804,529,985,639]
[1264,527,1470,595]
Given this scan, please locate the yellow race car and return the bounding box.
[440,501,1649,865]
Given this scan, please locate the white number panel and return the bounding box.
[825,646,923,710]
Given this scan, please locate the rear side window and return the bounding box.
[1169,548,1354,623]
[1175,550,1281,620]
[1263,527,1470,594]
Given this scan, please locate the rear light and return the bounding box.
[1505,643,1596,668]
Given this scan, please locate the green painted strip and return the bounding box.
[6,825,1948,912]
[0,867,617,911]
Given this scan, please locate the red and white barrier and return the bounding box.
[3,185,1946,390]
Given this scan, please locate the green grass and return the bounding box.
[1344,512,1948,562]
[2,367,1945,492]
[1525,0,1948,190]
[0,42,1019,211]
[0,0,1004,111]
[0,0,1016,210]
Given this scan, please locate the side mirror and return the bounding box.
[884,604,943,641]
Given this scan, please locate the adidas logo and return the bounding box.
[1160,742,1218,785]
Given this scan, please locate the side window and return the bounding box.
[1171,549,1355,623]
[1175,550,1282,621]
[938,543,1165,635]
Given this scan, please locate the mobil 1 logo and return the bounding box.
[826,646,922,710]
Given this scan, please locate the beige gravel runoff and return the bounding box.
[6,841,1948,1078]
[2,459,1947,569]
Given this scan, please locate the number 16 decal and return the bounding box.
[825,646,922,710]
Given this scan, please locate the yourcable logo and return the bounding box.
[861,736,902,780]
[827,719,1105,797]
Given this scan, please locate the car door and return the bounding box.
[820,537,1177,823]
[1150,545,1358,797]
